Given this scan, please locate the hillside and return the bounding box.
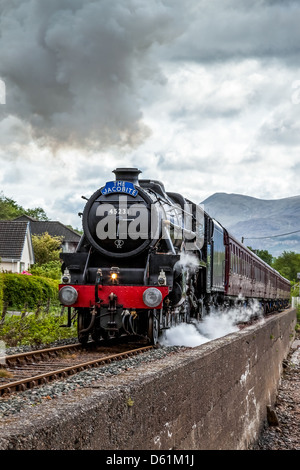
[201,193,300,257]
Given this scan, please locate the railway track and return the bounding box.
[0,341,154,397]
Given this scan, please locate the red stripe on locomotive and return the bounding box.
[58,284,169,309]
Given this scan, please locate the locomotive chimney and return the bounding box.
[113,168,142,185]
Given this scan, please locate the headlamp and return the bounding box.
[110,267,120,284]
[61,268,71,284]
[143,288,163,308]
[59,286,78,306]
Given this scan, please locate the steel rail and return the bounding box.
[0,342,83,367]
[0,345,154,396]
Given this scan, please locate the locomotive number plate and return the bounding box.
[108,208,131,215]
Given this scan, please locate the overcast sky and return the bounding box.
[0,0,300,229]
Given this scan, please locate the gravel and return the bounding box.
[4,337,79,356]
[0,342,185,419]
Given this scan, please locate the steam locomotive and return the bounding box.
[58,168,290,344]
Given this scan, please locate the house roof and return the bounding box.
[14,215,81,243]
[0,221,30,260]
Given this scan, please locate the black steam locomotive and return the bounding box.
[58,168,290,344]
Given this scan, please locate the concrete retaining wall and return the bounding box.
[0,308,296,450]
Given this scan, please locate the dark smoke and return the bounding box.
[0,0,185,151]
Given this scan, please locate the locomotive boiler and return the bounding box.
[58,168,290,344]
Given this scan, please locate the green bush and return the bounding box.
[0,272,4,312]
[2,273,59,310]
[29,260,61,280]
[0,311,77,346]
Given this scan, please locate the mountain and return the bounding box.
[201,193,300,257]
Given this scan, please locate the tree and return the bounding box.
[0,192,49,220]
[272,251,300,283]
[31,232,63,265]
[25,207,49,221]
[0,193,23,219]
[247,247,274,266]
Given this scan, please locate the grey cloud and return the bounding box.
[171,0,300,65]
[1,0,300,165]
[1,165,23,185]
[0,0,186,151]
[258,106,300,146]
[54,192,85,218]
[152,153,221,174]
[170,104,241,123]
[240,151,262,165]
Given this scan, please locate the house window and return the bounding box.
[20,262,25,273]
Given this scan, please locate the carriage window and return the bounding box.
[234,248,237,273]
[235,247,237,273]
[234,246,236,273]
[240,251,242,275]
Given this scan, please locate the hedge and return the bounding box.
[0,273,4,312]
[2,273,59,310]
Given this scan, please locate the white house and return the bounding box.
[0,221,35,273]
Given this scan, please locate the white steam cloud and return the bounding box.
[178,252,200,268]
[166,252,265,347]
[161,299,264,347]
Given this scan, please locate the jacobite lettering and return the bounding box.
[101,180,138,197]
